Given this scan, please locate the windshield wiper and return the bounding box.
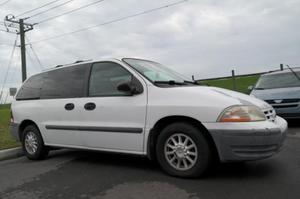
[184,80,200,85]
[154,80,187,85]
[254,87,265,90]
[286,64,300,81]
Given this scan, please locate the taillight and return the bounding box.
[10,110,14,123]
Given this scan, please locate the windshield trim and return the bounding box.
[122,58,198,88]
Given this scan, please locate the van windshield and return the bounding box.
[122,58,195,85]
[255,71,300,89]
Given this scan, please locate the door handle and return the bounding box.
[84,102,96,111]
[65,103,75,111]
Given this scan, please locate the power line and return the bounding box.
[36,0,105,25]
[25,36,43,70]
[0,28,17,34]
[0,42,14,46]
[0,35,17,103]
[0,0,12,7]
[0,20,19,31]
[2,50,20,104]
[26,0,76,19]
[31,0,188,44]
[30,45,43,69]
[15,0,63,18]
[26,46,42,72]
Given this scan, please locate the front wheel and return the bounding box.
[22,125,49,160]
[156,122,212,178]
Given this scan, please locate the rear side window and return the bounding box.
[40,64,90,99]
[89,62,133,97]
[16,74,44,100]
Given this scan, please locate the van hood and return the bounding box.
[250,87,300,100]
[208,87,272,110]
[155,85,272,110]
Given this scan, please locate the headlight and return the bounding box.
[218,105,266,122]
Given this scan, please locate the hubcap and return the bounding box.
[24,131,38,155]
[164,133,198,171]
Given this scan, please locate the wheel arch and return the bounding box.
[147,115,219,161]
[18,119,40,141]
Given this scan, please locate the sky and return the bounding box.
[0,0,299,102]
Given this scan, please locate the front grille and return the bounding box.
[272,104,298,108]
[265,99,300,109]
[263,108,276,122]
[265,99,300,104]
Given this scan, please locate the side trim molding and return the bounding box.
[45,125,143,134]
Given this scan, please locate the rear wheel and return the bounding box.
[22,125,49,160]
[156,122,212,178]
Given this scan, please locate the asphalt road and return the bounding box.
[1,124,300,199]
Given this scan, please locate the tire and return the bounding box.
[22,125,49,160]
[156,122,212,178]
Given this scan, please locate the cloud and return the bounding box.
[0,0,300,102]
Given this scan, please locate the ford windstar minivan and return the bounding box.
[10,58,287,178]
[250,68,300,119]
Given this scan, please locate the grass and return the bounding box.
[199,74,260,94]
[0,104,20,150]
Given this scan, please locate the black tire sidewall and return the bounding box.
[156,122,212,178]
[22,125,48,160]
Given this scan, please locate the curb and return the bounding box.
[0,147,23,161]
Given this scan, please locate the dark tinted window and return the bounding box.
[41,64,90,99]
[89,62,133,96]
[16,74,44,100]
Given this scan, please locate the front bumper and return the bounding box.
[10,122,20,141]
[204,116,287,162]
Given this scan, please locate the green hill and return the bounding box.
[199,74,260,94]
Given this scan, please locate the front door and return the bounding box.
[79,61,147,153]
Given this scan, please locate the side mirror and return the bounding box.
[248,85,254,91]
[117,82,132,94]
[117,82,142,95]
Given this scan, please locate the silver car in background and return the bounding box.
[250,68,300,119]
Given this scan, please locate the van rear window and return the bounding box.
[16,64,90,100]
[40,64,90,99]
[16,74,44,100]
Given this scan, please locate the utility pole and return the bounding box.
[4,15,34,82]
[19,19,27,82]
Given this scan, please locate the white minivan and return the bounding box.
[10,58,287,178]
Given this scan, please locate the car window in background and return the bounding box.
[255,72,300,89]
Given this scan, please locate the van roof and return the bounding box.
[42,58,122,73]
[26,57,155,81]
